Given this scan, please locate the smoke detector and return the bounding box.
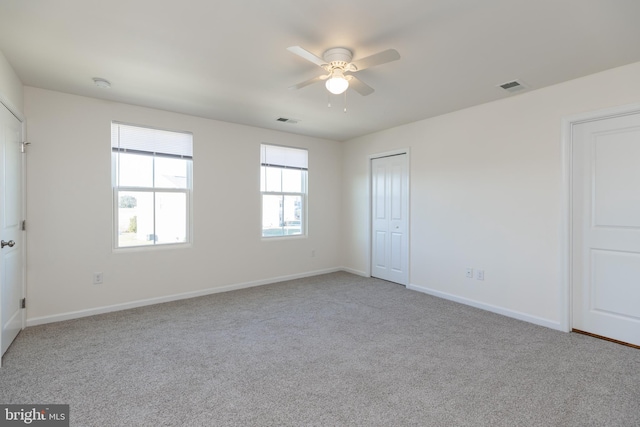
[93,77,111,89]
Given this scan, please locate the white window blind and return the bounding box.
[261,144,307,170]
[112,122,193,159]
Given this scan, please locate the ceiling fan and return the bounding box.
[287,46,400,96]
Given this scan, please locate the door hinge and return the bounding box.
[20,298,26,309]
[21,220,26,231]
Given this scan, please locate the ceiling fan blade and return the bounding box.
[287,46,327,67]
[350,49,400,71]
[347,76,375,96]
[289,74,328,90]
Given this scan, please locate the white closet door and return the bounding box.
[371,154,409,285]
[572,112,640,346]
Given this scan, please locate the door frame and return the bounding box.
[0,91,27,360]
[368,148,410,284]
[561,102,640,333]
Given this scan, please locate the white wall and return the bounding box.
[0,50,23,115]
[342,61,640,329]
[25,87,342,323]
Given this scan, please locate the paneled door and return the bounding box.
[572,112,640,346]
[0,102,24,359]
[371,153,408,285]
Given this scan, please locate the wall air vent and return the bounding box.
[276,117,299,124]
[498,79,528,94]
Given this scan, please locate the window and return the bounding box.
[260,144,307,237]
[112,122,192,248]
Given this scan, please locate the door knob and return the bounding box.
[1,240,15,248]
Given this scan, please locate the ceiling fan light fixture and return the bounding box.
[288,45,399,97]
[325,70,349,95]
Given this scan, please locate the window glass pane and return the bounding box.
[155,157,189,189]
[155,192,187,244]
[282,169,303,193]
[283,195,302,235]
[260,144,306,239]
[262,194,283,237]
[264,167,282,192]
[118,152,153,187]
[112,122,192,249]
[117,191,154,247]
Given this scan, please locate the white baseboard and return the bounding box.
[26,267,342,327]
[339,267,369,277]
[28,270,559,332]
[407,283,564,332]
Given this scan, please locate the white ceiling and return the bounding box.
[1,0,640,141]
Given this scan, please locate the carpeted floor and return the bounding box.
[1,272,639,426]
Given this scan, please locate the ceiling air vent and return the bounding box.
[276,117,299,124]
[498,79,528,94]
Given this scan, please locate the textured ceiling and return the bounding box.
[1,0,640,141]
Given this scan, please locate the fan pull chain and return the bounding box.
[327,92,331,108]
[344,90,347,113]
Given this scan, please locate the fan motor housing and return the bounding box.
[323,48,353,68]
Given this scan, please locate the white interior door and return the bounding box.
[572,112,640,347]
[0,103,24,358]
[371,153,409,285]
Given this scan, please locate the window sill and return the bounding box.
[113,242,192,253]
[261,234,308,242]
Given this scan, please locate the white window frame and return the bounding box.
[260,144,308,238]
[112,122,193,250]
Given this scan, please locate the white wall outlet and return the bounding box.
[476,270,484,281]
[311,249,316,257]
[466,268,473,278]
[93,272,103,285]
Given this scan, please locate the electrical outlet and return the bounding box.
[93,272,103,285]
[476,270,484,281]
[311,249,316,257]
[466,268,473,278]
